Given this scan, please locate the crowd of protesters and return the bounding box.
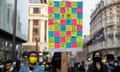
[0,51,120,72]
[68,51,120,72]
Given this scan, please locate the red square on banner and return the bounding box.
[77,8,82,13]
[72,42,77,48]
[66,1,71,7]
[55,43,60,48]
[55,31,60,36]
[72,19,77,25]
[66,31,71,36]
[60,7,65,13]
[48,19,54,25]
[61,37,66,42]
[77,25,82,31]
[48,7,54,13]
[60,19,66,25]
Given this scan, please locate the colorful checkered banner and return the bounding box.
[48,1,83,52]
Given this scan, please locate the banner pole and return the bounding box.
[61,52,68,72]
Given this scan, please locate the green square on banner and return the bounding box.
[49,37,54,43]
[48,14,54,19]
[60,31,66,37]
[55,25,60,30]
[66,13,71,19]
[55,20,60,25]
[60,14,66,19]
[72,2,77,8]
[48,1,54,7]
[77,42,83,48]
[60,2,66,7]
[61,42,66,48]
[54,8,60,13]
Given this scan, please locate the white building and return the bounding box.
[87,0,120,56]
[22,0,48,52]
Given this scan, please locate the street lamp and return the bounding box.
[12,0,17,60]
[35,39,39,53]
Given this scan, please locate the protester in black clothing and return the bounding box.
[3,60,17,72]
[0,57,3,72]
[88,51,109,72]
[79,61,85,72]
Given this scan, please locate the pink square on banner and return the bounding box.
[61,37,66,42]
[66,31,71,36]
[55,31,60,36]
[77,8,82,13]
[77,25,82,31]
[66,1,71,7]
[48,19,54,25]
[55,43,60,48]
[72,42,77,48]
[60,19,66,25]
[48,7,54,13]
[60,7,65,13]
[72,19,77,25]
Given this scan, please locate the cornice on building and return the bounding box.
[90,0,120,25]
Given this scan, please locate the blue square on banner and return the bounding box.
[78,2,83,7]
[60,25,66,31]
[72,8,77,13]
[49,31,54,37]
[54,13,60,19]
[77,31,82,36]
[54,1,60,7]
[71,37,76,42]
[77,13,82,19]
[66,43,71,48]
[66,19,71,25]
[55,37,60,42]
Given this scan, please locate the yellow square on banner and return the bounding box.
[72,26,77,36]
[77,37,82,42]
[48,1,54,7]
[66,25,72,31]
[49,25,54,31]
[72,2,77,7]
[72,14,77,19]
[49,37,54,43]
[55,8,60,13]
[66,37,71,42]
[66,8,71,14]
[78,19,83,25]
[49,43,54,49]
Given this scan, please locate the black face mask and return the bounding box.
[93,57,101,62]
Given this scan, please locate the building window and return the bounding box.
[41,0,47,4]
[33,8,40,14]
[33,19,39,25]
[7,8,10,23]
[29,0,41,3]
[117,16,120,23]
[117,5,120,12]
[33,28,39,34]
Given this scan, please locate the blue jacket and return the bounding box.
[19,64,44,72]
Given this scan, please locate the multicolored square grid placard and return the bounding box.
[48,1,83,51]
